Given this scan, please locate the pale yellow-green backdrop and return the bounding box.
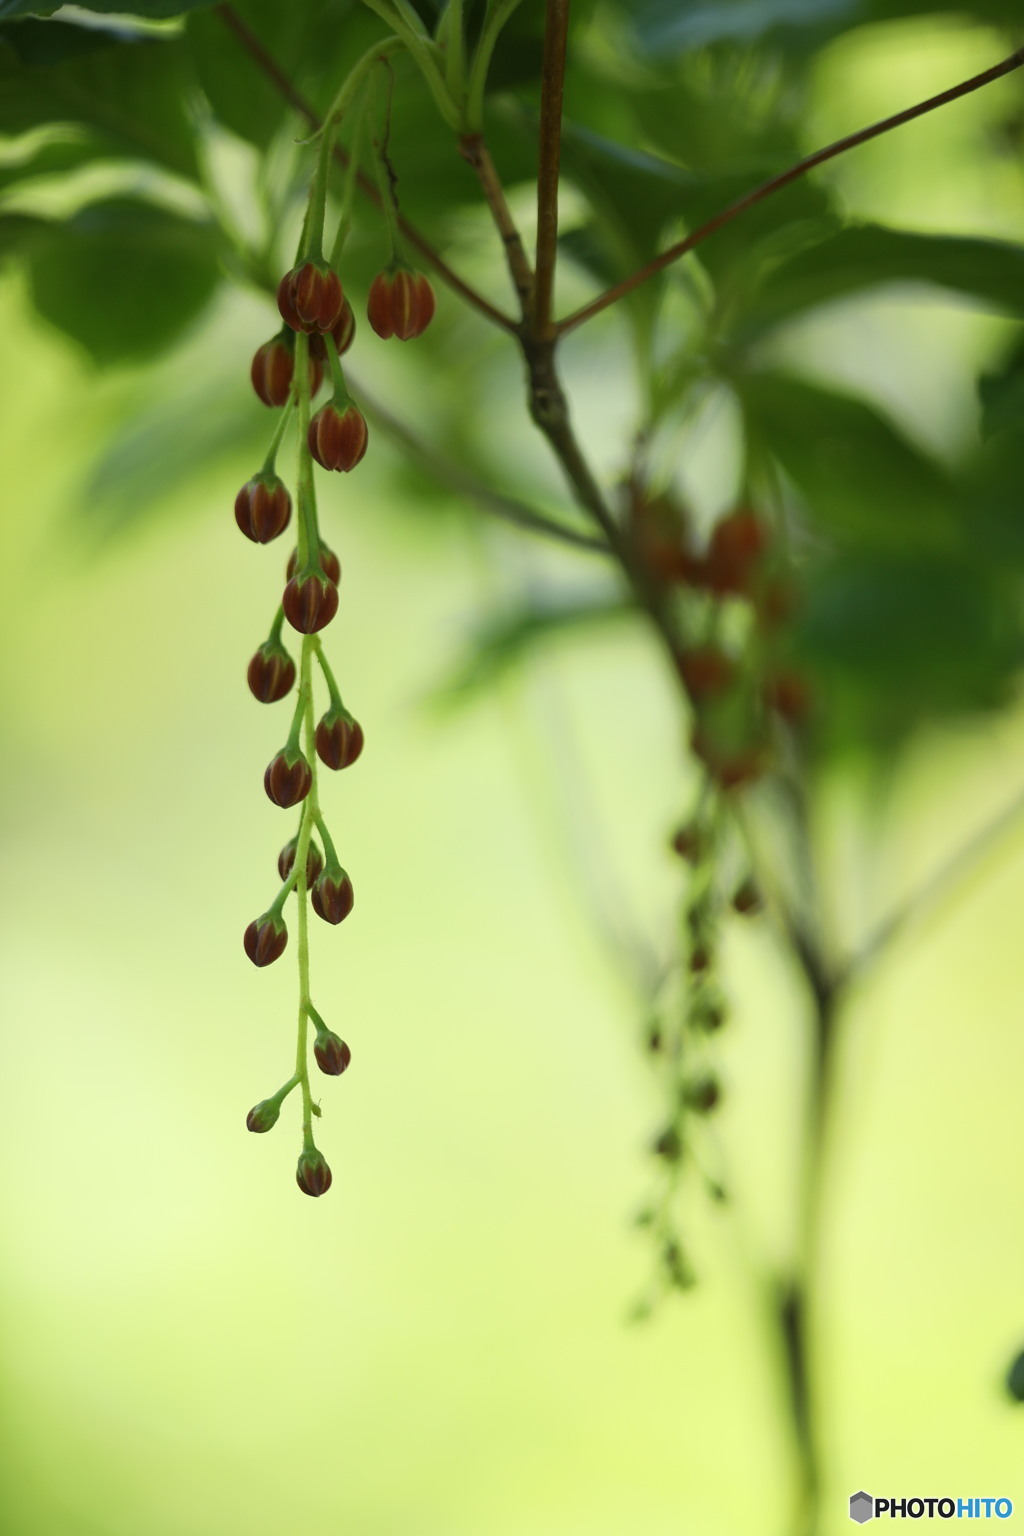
[1,17,1024,1535]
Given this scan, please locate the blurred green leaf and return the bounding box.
[0,1,60,16]
[740,371,957,549]
[978,333,1024,440]
[23,197,223,364]
[960,425,1024,568]
[2,0,216,13]
[627,0,857,56]
[0,20,199,179]
[0,133,111,193]
[795,550,1020,747]
[82,375,266,533]
[740,225,1024,339]
[625,0,1023,54]
[185,0,365,150]
[437,592,633,706]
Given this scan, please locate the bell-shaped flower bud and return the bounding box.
[250,332,324,407]
[308,401,368,472]
[315,708,364,770]
[246,1098,281,1133]
[243,911,288,967]
[313,1028,351,1077]
[264,747,313,808]
[277,835,324,886]
[282,569,340,634]
[367,266,436,340]
[235,473,292,545]
[295,1146,333,1197]
[277,260,344,334]
[247,640,296,704]
[311,868,354,925]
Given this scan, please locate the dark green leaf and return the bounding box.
[978,333,1024,440]
[740,225,1024,339]
[3,0,216,14]
[795,551,1020,748]
[22,197,222,364]
[0,21,199,180]
[627,0,857,56]
[740,371,957,549]
[0,133,111,194]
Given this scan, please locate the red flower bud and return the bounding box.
[309,298,356,361]
[247,640,296,703]
[311,869,354,925]
[315,709,364,770]
[277,261,344,334]
[731,877,762,916]
[264,747,312,808]
[367,266,436,341]
[277,836,323,886]
[313,1029,351,1076]
[763,671,812,722]
[683,1075,721,1113]
[287,544,340,585]
[282,570,339,634]
[676,646,737,702]
[250,332,324,407]
[670,821,703,863]
[308,402,368,472]
[243,912,287,967]
[652,1125,682,1163]
[704,508,769,597]
[296,1147,332,1197]
[246,1098,281,1132]
[235,473,292,544]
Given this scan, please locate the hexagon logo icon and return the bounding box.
[849,1491,874,1524]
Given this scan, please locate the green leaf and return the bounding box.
[740,225,1024,338]
[22,197,223,364]
[0,20,199,180]
[0,2,61,16]
[978,334,1024,440]
[436,592,633,707]
[740,371,957,549]
[795,551,1020,748]
[2,0,216,14]
[627,0,858,56]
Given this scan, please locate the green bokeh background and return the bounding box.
[2,16,1024,1534]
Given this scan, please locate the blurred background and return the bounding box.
[2,8,1024,1535]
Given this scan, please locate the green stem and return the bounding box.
[444,0,466,106]
[329,84,371,269]
[370,69,406,266]
[312,635,344,710]
[314,813,341,872]
[268,604,286,646]
[260,396,295,476]
[325,331,351,404]
[359,0,459,127]
[303,120,335,262]
[321,35,403,134]
[293,331,318,570]
[293,638,318,1149]
[464,0,524,132]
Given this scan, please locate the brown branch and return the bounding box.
[533,0,570,338]
[458,133,534,315]
[216,3,517,333]
[558,43,1024,336]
